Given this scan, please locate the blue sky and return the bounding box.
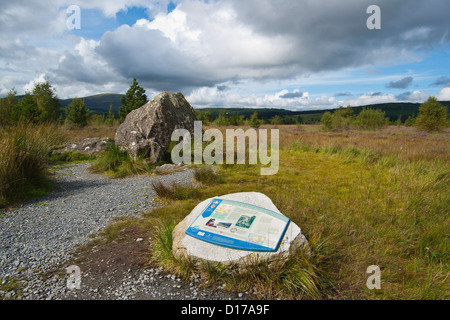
[1,0,449,110]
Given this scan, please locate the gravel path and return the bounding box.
[0,163,248,300]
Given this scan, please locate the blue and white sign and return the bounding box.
[185,198,290,252]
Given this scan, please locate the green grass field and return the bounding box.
[122,124,448,300]
[2,123,448,299]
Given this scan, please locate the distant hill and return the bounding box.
[15,92,450,123]
[58,94,123,114]
[199,101,450,123]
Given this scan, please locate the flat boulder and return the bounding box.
[115,92,196,162]
[172,192,308,267]
[53,137,112,155]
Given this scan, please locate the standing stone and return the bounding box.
[172,192,308,267]
[115,92,196,162]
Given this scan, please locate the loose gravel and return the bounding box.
[0,163,248,300]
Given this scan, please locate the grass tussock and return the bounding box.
[89,142,158,178]
[0,123,65,207]
[49,151,95,163]
[151,180,201,200]
[193,166,221,185]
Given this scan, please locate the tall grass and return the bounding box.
[151,180,200,200]
[0,123,65,207]
[193,166,222,185]
[89,142,157,178]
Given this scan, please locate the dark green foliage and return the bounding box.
[271,115,282,125]
[415,97,448,132]
[8,81,60,124]
[214,110,229,126]
[404,114,416,127]
[65,98,90,127]
[0,89,18,125]
[118,78,147,123]
[354,108,388,129]
[11,92,38,124]
[228,113,245,126]
[203,111,213,124]
[396,115,403,127]
[321,111,333,130]
[105,105,116,126]
[320,106,355,130]
[32,81,61,123]
[195,110,213,125]
[331,106,354,130]
[58,94,122,115]
[249,112,261,128]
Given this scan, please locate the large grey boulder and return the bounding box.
[172,192,308,267]
[115,92,196,162]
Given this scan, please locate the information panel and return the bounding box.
[185,198,290,252]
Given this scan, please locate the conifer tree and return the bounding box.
[118,78,147,123]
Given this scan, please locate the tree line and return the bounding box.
[0,78,148,128]
[320,97,448,132]
[2,78,447,132]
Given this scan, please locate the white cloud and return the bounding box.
[438,87,450,100]
[94,1,297,91]
[396,90,431,102]
[343,92,397,107]
[1,0,450,106]
[187,86,340,111]
[23,74,48,93]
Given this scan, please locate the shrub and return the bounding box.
[32,80,61,123]
[320,112,333,131]
[354,108,387,130]
[0,89,18,126]
[65,98,90,127]
[249,112,261,128]
[404,114,416,127]
[321,106,355,131]
[118,78,147,123]
[415,97,448,132]
[10,92,38,124]
[214,110,229,126]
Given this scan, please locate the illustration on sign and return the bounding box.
[185,199,290,252]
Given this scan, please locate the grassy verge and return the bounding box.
[0,123,66,207]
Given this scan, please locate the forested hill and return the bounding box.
[58,94,123,114]
[25,92,449,123]
[198,101,450,123]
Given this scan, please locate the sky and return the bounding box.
[1,0,450,111]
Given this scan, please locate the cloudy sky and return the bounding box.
[1,0,449,110]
